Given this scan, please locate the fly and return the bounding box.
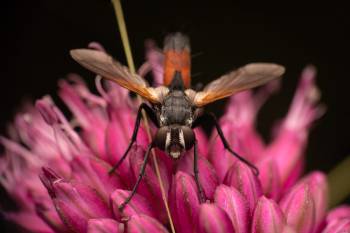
[70,32,285,210]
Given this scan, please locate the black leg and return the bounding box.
[109,103,158,174]
[194,138,206,203]
[192,112,259,176]
[119,143,153,211]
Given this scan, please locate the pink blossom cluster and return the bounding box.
[1,42,349,233]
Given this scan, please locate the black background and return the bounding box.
[1,0,348,232]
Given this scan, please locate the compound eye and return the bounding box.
[181,126,195,150]
[154,127,168,150]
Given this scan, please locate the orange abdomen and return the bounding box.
[163,33,191,88]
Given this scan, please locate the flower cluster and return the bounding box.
[1,42,349,233]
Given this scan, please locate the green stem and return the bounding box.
[328,155,350,207]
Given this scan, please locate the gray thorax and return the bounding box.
[159,90,194,127]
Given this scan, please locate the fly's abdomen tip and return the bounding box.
[164,32,190,52]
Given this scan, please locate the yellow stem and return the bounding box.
[110,1,176,232]
[328,155,350,207]
[111,0,135,73]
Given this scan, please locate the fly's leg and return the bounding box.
[194,138,206,203]
[109,103,158,174]
[192,112,259,176]
[118,142,153,211]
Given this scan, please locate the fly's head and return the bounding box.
[154,125,195,159]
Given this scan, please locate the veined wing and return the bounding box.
[190,63,285,107]
[70,49,168,103]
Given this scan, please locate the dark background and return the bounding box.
[1,0,348,231]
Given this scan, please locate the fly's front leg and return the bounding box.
[194,138,206,203]
[109,103,158,174]
[118,142,153,211]
[192,112,259,176]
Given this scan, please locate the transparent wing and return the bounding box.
[70,49,167,103]
[192,63,285,107]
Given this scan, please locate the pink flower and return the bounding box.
[1,41,348,233]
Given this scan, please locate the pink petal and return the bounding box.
[280,159,304,195]
[40,168,111,233]
[40,167,61,198]
[233,125,265,162]
[194,127,209,157]
[283,66,324,132]
[35,97,59,125]
[36,200,67,233]
[169,171,200,233]
[87,218,124,233]
[326,205,350,222]
[177,151,219,199]
[209,89,270,176]
[214,185,249,233]
[58,79,105,130]
[56,182,111,218]
[11,103,58,157]
[111,189,157,221]
[209,125,264,182]
[256,156,281,200]
[144,39,164,86]
[196,203,235,233]
[129,146,170,222]
[54,200,88,232]
[153,148,175,175]
[251,196,286,233]
[0,134,55,210]
[127,214,169,233]
[322,218,350,233]
[209,122,238,182]
[321,205,350,233]
[280,172,328,233]
[264,130,305,192]
[88,42,107,52]
[47,156,72,180]
[58,80,107,158]
[282,226,297,233]
[105,110,149,183]
[267,66,324,189]
[306,172,328,229]
[224,161,263,215]
[82,129,107,161]
[102,80,131,109]
[71,156,125,202]
[279,175,317,233]
[35,96,89,160]
[105,114,134,182]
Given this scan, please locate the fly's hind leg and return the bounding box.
[193,138,206,203]
[109,103,158,174]
[118,142,153,211]
[192,112,259,176]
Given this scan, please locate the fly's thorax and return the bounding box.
[154,125,195,159]
[159,90,194,127]
[159,111,194,127]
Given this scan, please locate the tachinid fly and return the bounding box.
[70,32,285,210]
